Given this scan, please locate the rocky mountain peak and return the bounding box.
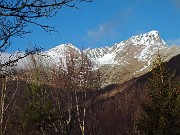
[10,30,180,87]
[49,43,80,53]
[126,30,166,47]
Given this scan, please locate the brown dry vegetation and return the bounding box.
[0,54,179,135]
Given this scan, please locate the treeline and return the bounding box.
[0,53,135,135]
[137,55,180,135]
[0,53,179,135]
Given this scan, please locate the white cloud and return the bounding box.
[85,7,134,43]
[87,22,118,40]
[166,39,180,45]
[173,0,180,9]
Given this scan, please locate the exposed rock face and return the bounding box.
[3,30,179,87]
[41,30,180,87]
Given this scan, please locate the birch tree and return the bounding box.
[0,70,20,135]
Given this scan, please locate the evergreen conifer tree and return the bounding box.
[137,54,180,135]
[23,69,57,134]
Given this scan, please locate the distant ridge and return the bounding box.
[41,30,180,86]
[2,30,180,87]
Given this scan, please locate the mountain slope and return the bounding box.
[42,30,180,87]
[2,30,179,87]
[85,30,166,66]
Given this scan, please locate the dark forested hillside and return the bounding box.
[0,54,179,135]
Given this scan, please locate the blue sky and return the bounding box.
[8,0,180,52]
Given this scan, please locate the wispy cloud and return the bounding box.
[87,22,118,40]
[173,0,180,9]
[166,39,180,45]
[85,7,134,45]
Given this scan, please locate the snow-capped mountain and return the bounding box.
[45,30,171,68]
[85,30,167,66]
[2,30,178,86]
[43,43,81,67]
[41,30,180,86]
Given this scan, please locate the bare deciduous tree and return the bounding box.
[0,71,20,135]
[0,0,93,71]
[42,50,101,135]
